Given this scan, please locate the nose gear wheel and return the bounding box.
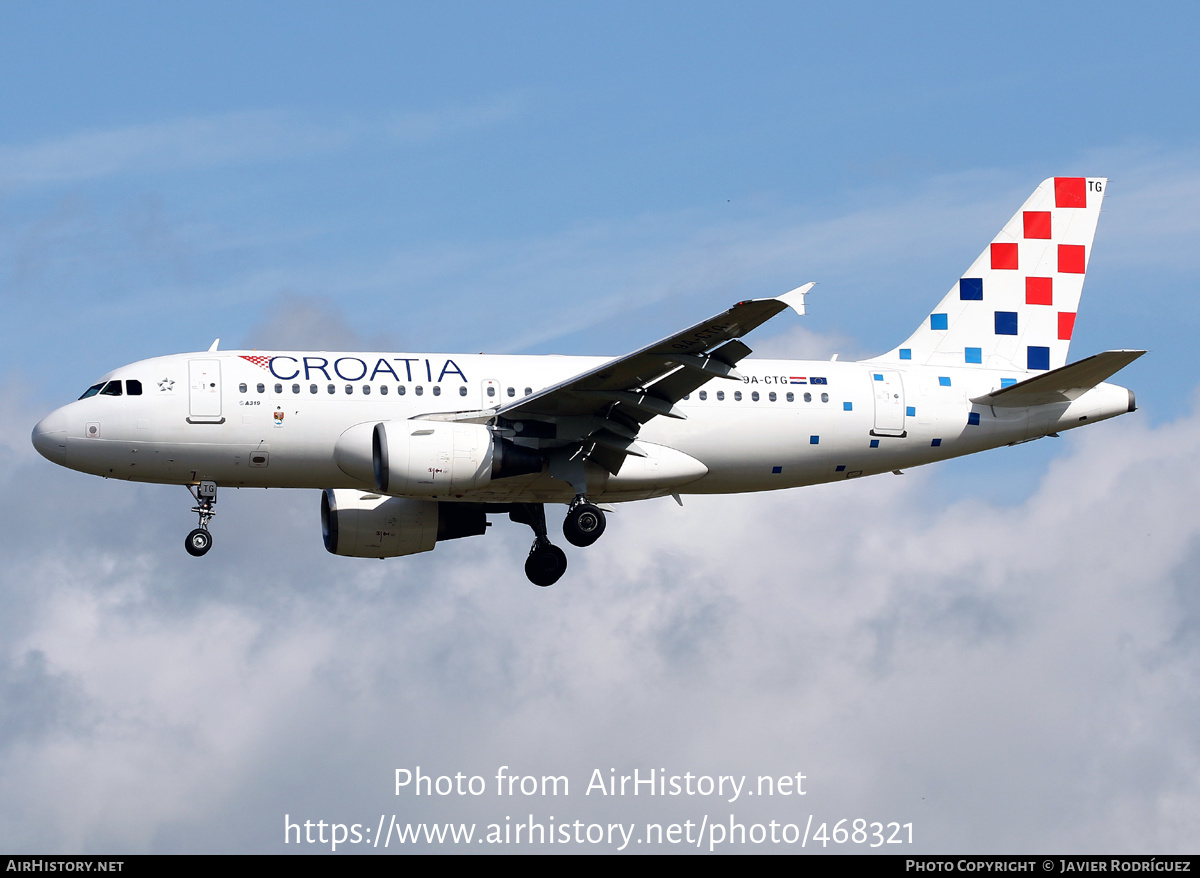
[184,481,217,558]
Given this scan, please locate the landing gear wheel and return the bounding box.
[525,543,568,587]
[185,528,213,557]
[563,502,606,547]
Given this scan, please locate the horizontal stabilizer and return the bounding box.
[971,350,1146,407]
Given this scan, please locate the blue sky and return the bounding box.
[2,2,1199,853]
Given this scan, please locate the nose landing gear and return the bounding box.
[184,480,217,557]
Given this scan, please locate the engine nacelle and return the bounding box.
[334,419,542,496]
[320,489,488,558]
[374,421,492,495]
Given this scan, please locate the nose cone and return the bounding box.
[32,409,68,461]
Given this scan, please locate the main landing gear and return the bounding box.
[184,480,217,557]
[563,496,606,547]
[510,497,609,586]
[510,503,568,587]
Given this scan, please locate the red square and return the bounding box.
[1055,177,1087,208]
[1058,312,1076,340]
[1023,211,1051,239]
[1026,277,1053,305]
[991,242,1019,270]
[1058,244,1086,273]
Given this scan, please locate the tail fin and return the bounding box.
[876,177,1107,372]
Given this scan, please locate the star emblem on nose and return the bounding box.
[158,378,175,391]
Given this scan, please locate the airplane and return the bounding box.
[31,177,1144,586]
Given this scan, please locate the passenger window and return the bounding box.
[239,383,248,393]
[292,384,300,394]
[524,387,531,396]
[804,392,812,402]
[432,385,441,396]
[699,391,707,400]
[380,385,389,395]
[716,391,725,401]
[769,392,777,402]
[398,385,406,395]
[126,380,143,396]
[274,384,283,394]
[683,394,690,400]
[362,385,371,395]
[458,386,467,396]
[751,391,759,402]
[415,386,423,396]
[487,386,496,398]
[345,385,353,394]
[79,383,105,400]
[734,391,742,401]
[100,381,122,396]
[786,392,794,402]
[310,384,318,394]
[507,387,515,397]
[327,385,335,394]
[257,383,265,393]
[821,392,829,403]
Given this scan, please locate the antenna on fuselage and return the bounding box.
[208,339,220,351]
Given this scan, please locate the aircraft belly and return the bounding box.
[638,405,841,494]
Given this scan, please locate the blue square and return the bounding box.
[965,347,982,364]
[931,313,948,330]
[995,311,1018,335]
[843,401,853,411]
[809,435,819,445]
[968,412,981,426]
[900,348,911,360]
[960,278,983,300]
[771,466,782,474]
[869,439,880,448]
[1000,378,1017,388]
[873,373,883,381]
[835,465,846,472]
[906,406,916,417]
[1027,346,1050,370]
[931,438,942,447]
[939,376,951,386]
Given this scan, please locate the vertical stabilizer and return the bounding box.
[875,177,1106,372]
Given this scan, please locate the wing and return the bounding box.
[488,284,813,476]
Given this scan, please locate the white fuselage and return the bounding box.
[31,349,1134,505]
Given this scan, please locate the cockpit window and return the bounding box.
[100,381,123,397]
[79,383,104,400]
[126,380,143,396]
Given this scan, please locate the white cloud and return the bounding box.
[2,381,1198,852]
[0,97,526,190]
[386,94,528,144]
[0,112,349,188]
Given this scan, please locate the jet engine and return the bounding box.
[321,489,489,558]
[334,420,542,496]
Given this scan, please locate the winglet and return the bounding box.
[777,282,816,316]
